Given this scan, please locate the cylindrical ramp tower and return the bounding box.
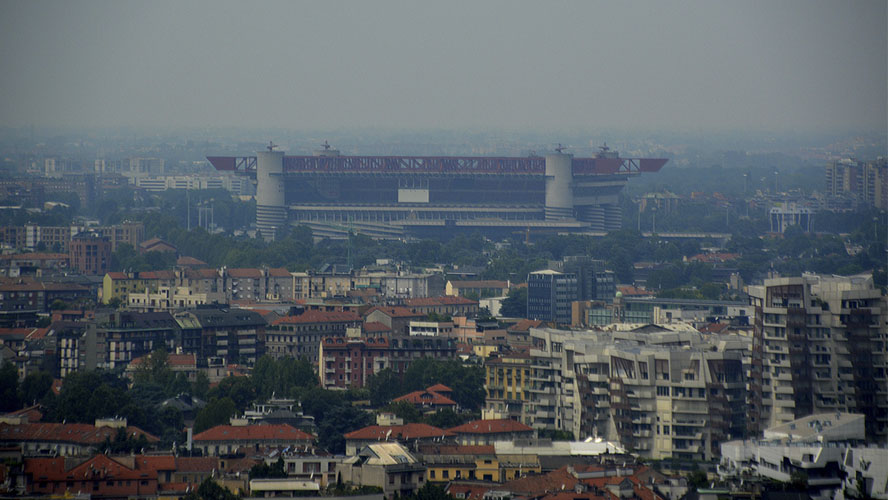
[256,147,286,242]
[545,151,575,220]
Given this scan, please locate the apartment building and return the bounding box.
[526,270,577,325]
[746,273,888,443]
[268,310,362,364]
[68,232,111,276]
[495,327,749,460]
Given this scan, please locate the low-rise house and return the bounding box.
[281,453,344,487]
[338,443,426,499]
[446,419,535,446]
[393,385,458,412]
[21,454,159,498]
[125,352,198,382]
[364,307,425,337]
[344,423,446,455]
[193,424,314,457]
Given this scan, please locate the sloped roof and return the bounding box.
[500,466,578,496]
[3,404,43,423]
[404,296,478,307]
[105,272,129,280]
[268,268,292,277]
[0,422,158,445]
[25,454,158,482]
[138,270,176,280]
[363,321,392,333]
[273,310,360,325]
[177,256,208,267]
[446,419,533,435]
[344,423,445,441]
[364,306,424,318]
[356,442,417,466]
[394,390,457,407]
[193,424,313,442]
[426,383,452,393]
[128,353,196,369]
[449,280,509,289]
[508,319,543,332]
[227,268,262,278]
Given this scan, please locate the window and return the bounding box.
[430,470,436,479]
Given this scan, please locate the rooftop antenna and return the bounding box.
[267,141,277,151]
[555,143,565,153]
[322,140,331,151]
[600,142,610,153]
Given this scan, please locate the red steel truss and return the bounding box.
[207,155,667,177]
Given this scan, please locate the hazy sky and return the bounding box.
[1,0,885,134]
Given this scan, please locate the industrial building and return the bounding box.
[208,143,667,240]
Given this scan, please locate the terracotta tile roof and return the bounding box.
[138,270,176,280]
[541,492,611,500]
[393,390,457,407]
[0,252,68,261]
[447,483,491,500]
[363,321,391,333]
[404,296,478,307]
[508,319,543,332]
[136,455,176,471]
[426,383,452,393]
[268,268,292,277]
[193,424,313,442]
[344,423,445,441]
[129,353,196,369]
[449,280,509,289]
[446,419,533,435]
[419,444,495,455]
[24,454,158,482]
[227,268,262,278]
[105,272,129,280]
[3,405,43,422]
[273,310,360,325]
[364,306,424,318]
[194,268,219,278]
[0,422,158,445]
[500,466,578,496]
[177,256,208,267]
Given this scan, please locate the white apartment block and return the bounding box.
[746,273,888,443]
[506,326,748,460]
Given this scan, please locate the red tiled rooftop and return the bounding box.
[364,306,424,318]
[446,419,533,435]
[105,272,129,280]
[139,270,176,280]
[344,423,445,441]
[0,422,158,445]
[404,296,479,307]
[129,353,196,368]
[363,321,391,333]
[508,319,543,332]
[193,424,313,442]
[273,310,360,325]
[393,390,457,407]
[426,383,452,393]
[268,268,292,277]
[227,268,262,278]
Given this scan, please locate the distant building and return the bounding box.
[192,423,313,456]
[526,270,577,325]
[68,232,111,276]
[769,201,813,233]
[825,157,888,210]
[268,310,361,365]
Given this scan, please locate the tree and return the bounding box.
[367,369,403,407]
[194,397,237,433]
[499,287,527,318]
[183,478,241,500]
[19,371,53,406]
[249,458,286,479]
[382,401,422,423]
[0,363,21,412]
